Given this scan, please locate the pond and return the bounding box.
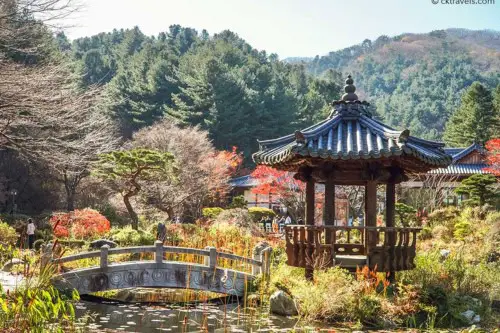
[75,296,454,332]
[76,299,310,332]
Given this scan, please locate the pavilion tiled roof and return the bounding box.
[253,76,451,169]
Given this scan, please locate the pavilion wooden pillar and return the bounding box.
[365,180,378,250]
[324,174,335,243]
[386,181,396,282]
[305,175,315,281]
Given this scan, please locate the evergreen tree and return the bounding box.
[444,82,495,147]
[493,84,500,135]
[455,174,499,207]
[94,149,176,229]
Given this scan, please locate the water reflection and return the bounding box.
[76,300,306,332]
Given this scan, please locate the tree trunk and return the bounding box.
[124,194,139,230]
[66,191,75,211]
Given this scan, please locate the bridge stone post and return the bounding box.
[252,242,272,278]
[155,240,163,264]
[204,246,217,269]
[100,245,109,269]
[41,242,53,269]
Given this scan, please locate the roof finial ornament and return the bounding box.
[341,74,359,102]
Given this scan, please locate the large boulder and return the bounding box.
[89,239,118,250]
[269,290,298,316]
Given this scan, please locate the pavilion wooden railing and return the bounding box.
[284,225,421,271]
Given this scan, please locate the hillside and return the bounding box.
[303,29,500,140]
[65,27,499,157]
[62,26,341,163]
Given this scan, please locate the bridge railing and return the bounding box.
[47,241,272,277]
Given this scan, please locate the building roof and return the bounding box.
[448,143,486,163]
[427,143,491,176]
[253,76,451,171]
[229,175,259,188]
[428,163,490,175]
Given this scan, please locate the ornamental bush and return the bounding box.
[49,208,111,240]
[0,222,18,246]
[248,207,276,222]
[110,226,155,246]
[202,207,225,219]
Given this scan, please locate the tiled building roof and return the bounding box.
[229,175,259,188]
[253,76,451,170]
[428,164,489,175]
[428,143,492,176]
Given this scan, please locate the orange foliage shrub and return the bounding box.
[50,208,111,239]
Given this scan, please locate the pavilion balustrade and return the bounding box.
[284,225,420,271]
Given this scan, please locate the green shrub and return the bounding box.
[485,211,500,225]
[0,222,18,246]
[202,207,224,219]
[270,260,357,322]
[356,295,383,327]
[453,221,472,240]
[419,226,433,240]
[33,239,45,251]
[431,225,452,240]
[248,207,276,222]
[229,195,248,208]
[95,203,121,225]
[395,202,417,227]
[400,251,497,327]
[428,207,460,228]
[110,227,155,246]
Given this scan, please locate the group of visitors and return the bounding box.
[260,213,297,233]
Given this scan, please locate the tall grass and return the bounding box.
[0,252,80,332]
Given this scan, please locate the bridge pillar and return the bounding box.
[100,245,109,269]
[41,242,53,269]
[204,246,217,269]
[155,240,163,264]
[252,243,271,277]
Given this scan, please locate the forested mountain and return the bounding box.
[303,29,500,141]
[63,27,500,161]
[62,26,341,162]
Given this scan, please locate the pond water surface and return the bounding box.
[76,299,313,332]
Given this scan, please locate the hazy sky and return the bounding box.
[65,0,500,58]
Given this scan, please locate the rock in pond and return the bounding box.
[269,290,298,316]
[89,239,118,250]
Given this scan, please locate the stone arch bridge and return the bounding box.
[46,241,271,297]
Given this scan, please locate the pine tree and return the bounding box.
[444,82,495,147]
[455,174,499,206]
[492,84,500,136]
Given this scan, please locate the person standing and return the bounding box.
[157,221,166,242]
[27,218,36,250]
[284,214,292,225]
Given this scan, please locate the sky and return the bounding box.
[65,0,500,58]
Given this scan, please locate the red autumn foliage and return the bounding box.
[250,165,305,197]
[485,138,500,176]
[50,208,111,239]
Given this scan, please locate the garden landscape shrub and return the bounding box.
[0,221,18,246]
[109,226,155,246]
[248,207,276,222]
[49,208,111,240]
[202,207,225,219]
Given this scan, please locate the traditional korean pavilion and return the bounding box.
[253,76,452,279]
